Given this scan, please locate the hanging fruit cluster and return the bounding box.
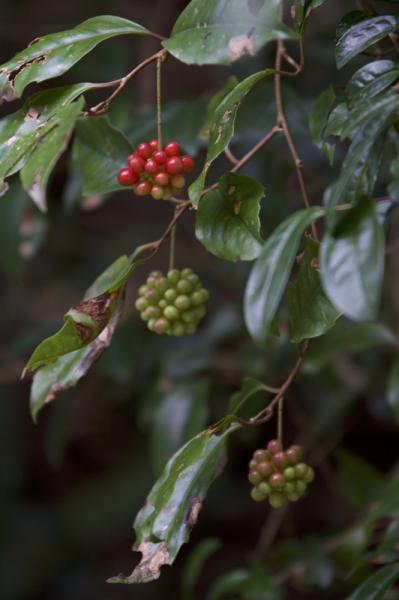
[117,139,194,200]
[135,268,209,336]
[248,440,315,508]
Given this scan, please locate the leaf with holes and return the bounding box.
[195,173,264,261]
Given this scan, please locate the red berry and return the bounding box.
[273,452,288,469]
[151,185,164,200]
[129,155,146,173]
[154,172,169,186]
[149,139,159,151]
[165,156,183,174]
[164,141,181,157]
[145,159,159,174]
[269,473,285,489]
[258,461,273,477]
[181,155,194,172]
[267,440,282,454]
[153,150,167,164]
[137,143,152,159]
[134,181,152,196]
[170,175,186,189]
[117,168,138,186]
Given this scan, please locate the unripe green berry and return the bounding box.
[165,288,177,301]
[181,268,193,277]
[155,277,168,292]
[148,318,157,331]
[171,322,185,336]
[167,269,180,283]
[248,471,262,485]
[164,306,179,321]
[194,306,206,319]
[184,323,197,334]
[258,482,271,496]
[287,492,300,502]
[159,299,167,309]
[175,295,191,310]
[304,467,315,483]
[138,285,147,296]
[181,310,197,324]
[295,463,308,479]
[251,487,266,502]
[154,317,169,334]
[191,291,206,306]
[177,279,192,293]
[283,467,296,481]
[269,493,286,508]
[295,480,307,495]
[135,297,148,311]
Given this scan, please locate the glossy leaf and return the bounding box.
[163,0,296,66]
[30,303,122,421]
[347,563,399,600]
[244,207,325,344]
[150,379,210,475]
[195,173,264,261]
[288,237,340,343]
[0,16,149,100]
[309,85,336,164]
[336,16,399,69]
[72,116,133,196]
[20,97,83,211]
[189,70,273,205]
[108,425,239,584]
[320,200,384,321]
[387,359,399,422]
[347,60,399,102]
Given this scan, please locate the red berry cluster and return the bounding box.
[117,140,194,200]
[248,440,315,508]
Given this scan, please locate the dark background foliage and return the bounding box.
[1,1,399,599]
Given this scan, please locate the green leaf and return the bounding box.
[195,173,264,262]
[163,0,297,66]
[72,116,133,196]
[181,538,222,599]
[305,322,397,372]
[20,97,83,211]
[108,425,239,584]
[0,16,149,99]
[347,60,399,103]
[244,206,325,344]
[336,16,399,69]
[320,200,384,321]
[189,70,273,205]
[336,449,384,510]
[30,301,122,421]
[24,251,145,374]
[150,379,210,475]
[230,376,267,416]
[208,563,281,600]
[347,563,399,600]
[387,359,399,422]
[288,236,340,343]
[0,179,28,275]
[309,85,336,164]
[200,76,238,140]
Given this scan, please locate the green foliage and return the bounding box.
[347,563,399,600]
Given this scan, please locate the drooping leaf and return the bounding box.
[0,16,149,100]
[336,15,399,69]
[244,207,325,344]
[387,359,399,422]
[195,173,264,261]
[347,60,399,103]
[347,563,399,600]
[189,70,274,205]
[308,85,336,164]
[150,379,210,475]
[163,0,297,66]
[320,200,384,321]
[288,236,340,343]
[108,425,239,584]
[23,251,146,374]
[72,116,133,196]
[30,302,122,421]
[20,97,83,211]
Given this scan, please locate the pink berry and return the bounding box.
[165,156,183,174]
[181,155,194,172]
[164,141,181,157]
[134,181,152,196]
[154,172,169,186]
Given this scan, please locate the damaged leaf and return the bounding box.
[163,0,297,65]
[108,425,239,584]
[189,70,273,205]
[30,301,122,421]
[195,173,264,261]
[0,16,149,100]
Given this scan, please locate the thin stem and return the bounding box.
[277,397,284,446]
[274,41,318,241]
[156,56,163,148]
[169,225,176,270]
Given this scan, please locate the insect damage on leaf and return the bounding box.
[70,291,118,343]
[107,541,171,584]
[228,31,256,62]
[185,496,203,528]
[0,56,46,102]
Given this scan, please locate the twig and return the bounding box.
[135,201,190,260]
[274,41,318,241]
[224,146,239,165]
[83,49,168,116]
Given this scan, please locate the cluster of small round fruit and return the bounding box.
[248,440,315,508]
[117,139,194,200]
[135,268,209,336]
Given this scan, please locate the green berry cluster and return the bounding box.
[135,268,209,336]
[248,440,315,508]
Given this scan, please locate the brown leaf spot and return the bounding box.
[310,257,320,271]
[234,201,241,215]
[228,34,256,62]
[107,541,171,584]
[228,186,236,196]
[74,291,118,330]
[185,496,202,529]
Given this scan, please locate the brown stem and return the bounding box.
[274,41,319,241]
[83,49,168,116]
